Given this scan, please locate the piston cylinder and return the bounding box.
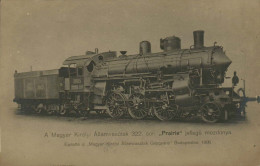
[175,94,199,106]
[175,94,193,106]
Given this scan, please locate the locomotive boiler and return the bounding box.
[13,30,260,122]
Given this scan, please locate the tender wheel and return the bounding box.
[21,104,28,112]
[29,105,37,114]
[106,92,126,118]
[128,93,148,120]
[153,102,178,121]
[46,104,58,115]
[35,103,45,114]
[21,104,34,114]
[200,102,221,123]
[59,103,69,116]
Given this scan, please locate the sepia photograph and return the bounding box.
[1,0,260,165]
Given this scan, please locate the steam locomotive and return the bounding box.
[13,30,260,122]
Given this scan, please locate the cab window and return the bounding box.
[87,61,95,72]
[77,67,83,76]
[69,64,77,77]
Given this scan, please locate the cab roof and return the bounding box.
[62,51,117,66]
[63,53,95,65]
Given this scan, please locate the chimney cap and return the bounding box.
[193,30,204,32]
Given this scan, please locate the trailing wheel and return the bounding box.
[35,103,45,114]
[200,102,221,123]
[128,93,148,120]
[153,102,178,121]
[106,92,126,118]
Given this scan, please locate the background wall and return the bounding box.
[1,0,260,98]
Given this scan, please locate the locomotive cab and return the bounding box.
[62,60,91,92]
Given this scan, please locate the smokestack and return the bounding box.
[193,30,204,49]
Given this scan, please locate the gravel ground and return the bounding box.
[1,101,260,166]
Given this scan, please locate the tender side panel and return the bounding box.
[14,69,60,100]
[24,78,35,98]
[34,77,46,98]
[46,75,60,98]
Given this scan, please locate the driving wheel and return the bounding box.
[128,93,148,120]
[106,92,126,118]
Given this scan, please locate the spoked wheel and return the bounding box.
[128,93,148,120]
[46,104,58,115]
[29,105,36,114]
[35,103,46,114]
[200,102,221,123]
[153,102,178,121]
[21,104,29,113]
[20,104,26,112]
[76,104,89,117]
[59,103,69,116]
[106,92,126,118]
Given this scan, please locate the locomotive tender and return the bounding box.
[13,30,260,122]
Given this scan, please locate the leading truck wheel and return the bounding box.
[128,93,148,120]
[200,102,221,123]
[106,92,126,119]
